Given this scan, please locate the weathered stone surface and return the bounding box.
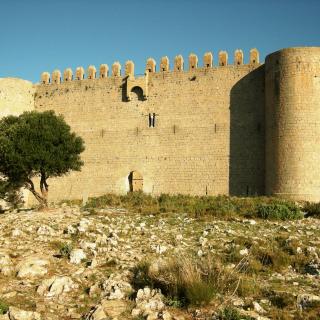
[69,249,86,264]
[8,307,41,320]
[16,256,49,278]
[37,276,75,297]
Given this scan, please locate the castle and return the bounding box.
[0,47,320,203]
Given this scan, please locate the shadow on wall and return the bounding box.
[229,66,266,196]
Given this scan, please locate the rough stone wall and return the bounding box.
[0,78,35,205]
[265,47,320,202]
[34,55,265,202]
[0,78,34,118]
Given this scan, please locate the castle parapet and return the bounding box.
[87,65,96,79]
[160,56,169,72]
[100,64,109,78]
[189,53,198,70]
[219,51,228,66]
[203,52,213,68]
[52,70,61,84]
[112,62,121,76]
[63,68,73,82]
[250,48,259,64]
[41,72,50,84]
[38,48,262,86]
[174,55,184,71]
[146,58,156,73]
[234,49,244,65]
[76,67,85,80]
[125,61,135,78]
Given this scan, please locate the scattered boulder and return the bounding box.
[37,276,75,297]
[85,299,128,320]
[16,256,49,279]
[132,287,165,318]
[297,293,320,309]
[102,273,133,300]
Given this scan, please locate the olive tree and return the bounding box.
[0,111,85,207]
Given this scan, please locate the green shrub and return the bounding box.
[254,202,303,220]
[303,202,320,218]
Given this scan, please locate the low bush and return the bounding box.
[303,201,320,218]
[254,202,303,220]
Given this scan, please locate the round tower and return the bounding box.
[265,47,320,201]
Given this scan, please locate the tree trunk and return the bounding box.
[40,172,49,207]
[25,178,47,208]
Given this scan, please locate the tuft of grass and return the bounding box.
[50,241,73,258]
[131,254,239,307]
[0,300,9,315]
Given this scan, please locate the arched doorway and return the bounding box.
[128,171,143,192]
[130,86,145,101]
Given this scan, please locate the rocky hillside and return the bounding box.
[0,200,319,320]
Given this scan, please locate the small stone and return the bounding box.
[69,249,86,264]
[155,245,167,254]
[253,301,266,314]
[163,310,173,320]
[239,248,249,256]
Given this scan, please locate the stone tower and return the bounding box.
[265,47,320,201]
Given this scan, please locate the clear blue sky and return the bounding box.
[0,0,319,82]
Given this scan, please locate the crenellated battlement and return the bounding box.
[39,49,260,85]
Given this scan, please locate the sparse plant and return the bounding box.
[0,300,9,315]
[217,306,253,320]
[131,254,239,307]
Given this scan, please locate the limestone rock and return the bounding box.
[69,249,86,264]
[37,276,75,297]
[8,307,41,320]
[37,225,55,236]
[16,256,49,278]
[297,293,320,309]
[0,251,14,276]
[135,287,165,317]
[102,273,133,300]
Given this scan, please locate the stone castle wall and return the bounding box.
[1,47,320,202]
[0,78,34,117]
[33,50,265,202]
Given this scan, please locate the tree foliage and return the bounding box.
[0,111,85,207]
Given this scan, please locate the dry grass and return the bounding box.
[83,192,303,221]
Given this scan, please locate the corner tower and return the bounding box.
[265,47,320,201]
